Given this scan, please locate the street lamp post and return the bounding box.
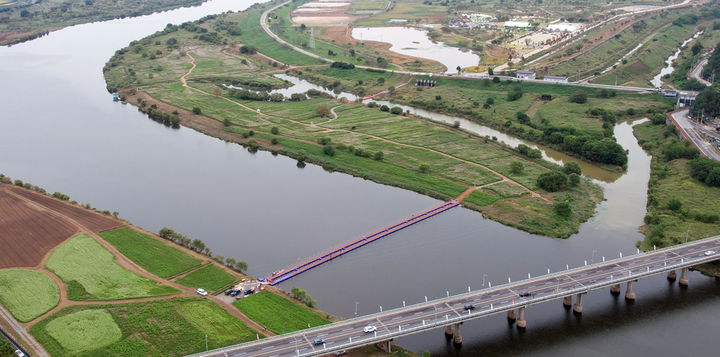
[482,273,487,288]
[354,301,358,317]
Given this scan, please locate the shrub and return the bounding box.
[315,105,330,117]
[390,106,403,115]
[650,113,666,125]
[380,105,390,112]
[667,199,683,211]
[367,102,377,108]
[418,163,430,173]
[507,87,523,101]
[554,202,571,217]
[323,145,335,157]
[192,107,202,114]
[569,91,587,104]
[271,126,279,135]
[373,151,384,161]
[568,173,580,186]
[563,162,582,175]
[510,162,524,174]
[537,171,567,192]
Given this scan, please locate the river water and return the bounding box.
[650,31,703,88]
[1,1,719,355]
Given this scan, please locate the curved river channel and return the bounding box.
[1,1,719,355]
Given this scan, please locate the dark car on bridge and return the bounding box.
[464,304,475,310]
[313,338,325,345]
[518,291,532,297]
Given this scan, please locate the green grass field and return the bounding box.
[175,264,237,292]
[233,291,329,334]
[100,227,202,278]
[0,269,59,322]
[45,309,122,355]
[46,234,179,300]
[31,298,260,356]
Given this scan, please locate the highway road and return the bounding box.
[190,235,720,357]
[689,58,712,87]
[669,109,720,161]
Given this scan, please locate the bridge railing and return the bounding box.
[188,236,720,357]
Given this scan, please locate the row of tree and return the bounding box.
[158,227,248,273]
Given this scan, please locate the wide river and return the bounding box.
[0,1,718,355]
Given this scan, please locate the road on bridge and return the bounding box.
[191,236,720,357]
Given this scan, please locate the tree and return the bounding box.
[650,113,666,125]
[488,68,494,76]
[315,105,330,117]
[510,161,524,174]
[225,257,237,268]
[690,84,720,119]
[691,42,704,56]
[537,171,567,192]
[323,145,335,156]
[493,76,500,83]
[456,66,462,74]
[234,260,248,273]
[223,118,231,127]
[563,161,582,175]
[569,91,587,103]
[390,106,403,114]
[507,86,523,101]
[667,199,683,211]
[373,151,384,161]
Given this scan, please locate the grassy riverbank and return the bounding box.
[633,121,720,274]
[0,0,206,46]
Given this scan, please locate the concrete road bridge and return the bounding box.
[189,235,720,357]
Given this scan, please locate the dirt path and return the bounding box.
[455,187,476,202]
[177,52,548,202]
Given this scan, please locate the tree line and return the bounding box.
[158,227,248,273]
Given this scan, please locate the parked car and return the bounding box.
[313,338,324,345]
[196,288,208,296]
[244,289,254,295]
[463,304,475,310]
[14,350,26,357]
[230,290,241,297]
[335,350,347,356]
[224,289,233,296]
[363,325,377,333]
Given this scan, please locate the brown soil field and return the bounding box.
[7,186,124,233]
[0,187,77,268]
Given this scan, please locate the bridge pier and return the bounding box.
[444,325,454,340]
[573,294,583,314]
[516,307,527,329]
[625,281,636,301]
[679,268,689,287]
[562,296,572,309]
[453,323,463,345]
[507,309,516,323]
[667,270,677,282]
[610,284,621,295]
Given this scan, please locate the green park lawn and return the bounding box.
[0,269,59,322]
[31,298,260,356]
[100,227,202,278]
[176,264,237,292]
[46,234,179,300]
[233,291,329,334]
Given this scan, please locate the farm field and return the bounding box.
[0,186,77,269]
[30,298,260,356]
[8,186,123,232]
[100,227,202,278]
[0,269,59,322]
[175,264,237,292]
[234,291,330,334]
[46,234,179,300]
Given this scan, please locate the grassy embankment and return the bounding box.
[354,0,447,26]
[634,122,720,275]
[234,291,330,334]
[46,233,179,300]
[0,0,205,46]
[30,298,261,356]
[103,7,606,238]
[100,227,202,278]
[176,264,237,292]
[0,269,59,322]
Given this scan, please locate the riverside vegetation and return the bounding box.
[103,1,609,238]
[0,0,206,45]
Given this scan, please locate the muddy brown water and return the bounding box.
[0,1,718,355]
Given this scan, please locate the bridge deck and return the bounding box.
[264,200,459,285]
[195,235,720,357]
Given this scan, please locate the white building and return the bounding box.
[544,75,568,83]
[517,70,536,80]
[547,23,579,33]
[503,21,531,28]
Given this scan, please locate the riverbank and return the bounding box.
[633,121,720,276]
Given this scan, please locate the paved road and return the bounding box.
[190,235,720,357]
[0,304,48,357]
[669,109,720,161]
[689,58,712,86]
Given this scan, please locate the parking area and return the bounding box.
[216,280,265,304]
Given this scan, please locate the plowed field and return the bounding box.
[0,188,77,268]
[8,186,123,232]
